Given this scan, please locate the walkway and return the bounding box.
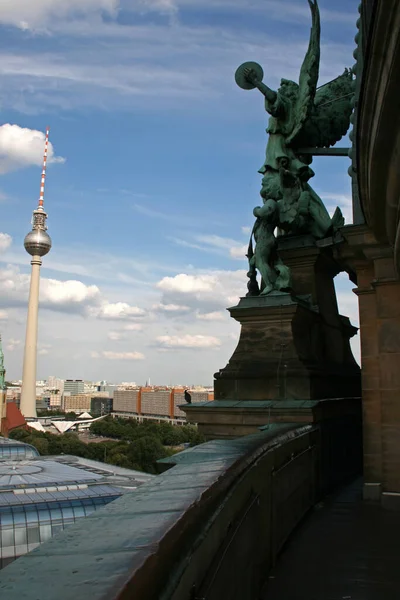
[262,480,400,600]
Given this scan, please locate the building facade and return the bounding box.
[141,389,170,417]
[90,397,113,416]
[113,389,140,414]
[63,394,91,413]
[112,387,212,422]
[63,380,84,395]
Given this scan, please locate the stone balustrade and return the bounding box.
[0,420,361,600]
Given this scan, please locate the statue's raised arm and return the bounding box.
[240,64,277,106]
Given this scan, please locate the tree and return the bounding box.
[10,428,30,442]
[127,435,168,474]
[158,422,184,446]
[30,437,49,455]
[65,412,78,420]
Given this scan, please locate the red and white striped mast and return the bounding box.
[20,127,53,419]
[38,126,50,209]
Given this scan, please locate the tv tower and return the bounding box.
[20,127,52,418]
[0,335,6,425]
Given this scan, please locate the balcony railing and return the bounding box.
[0,418,361,600]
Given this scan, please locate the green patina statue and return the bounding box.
[236,0,355,296]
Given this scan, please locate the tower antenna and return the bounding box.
[38,126,50,209]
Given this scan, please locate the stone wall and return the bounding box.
[0,419,362,600]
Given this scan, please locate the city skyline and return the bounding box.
[0,0,359,383]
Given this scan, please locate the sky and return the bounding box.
[0,0,360,385]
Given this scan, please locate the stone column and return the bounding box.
[368,247,400,499]
[353,259,382,499]
[20,256,41,419]
[343,225,400,504]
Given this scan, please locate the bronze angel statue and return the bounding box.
[235,0,355,295]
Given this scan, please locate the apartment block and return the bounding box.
[141,389,170,417]
[172,389,186,418]
[63,394,91,412]
[113,390,139,414]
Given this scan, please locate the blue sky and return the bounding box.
[0,0,360,384]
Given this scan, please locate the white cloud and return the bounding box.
[136,0,177,14]
[157,273,216,294]
[0,124,65,174]
[229,245,247,260]
[0,310,8,320]
[107,330,126,341]
[320,193,353,225]
[196,311,225,321]
[0,0,354,32]
[197,235,247,261]
[124,323,144,331]
[241,226,251,235]
[0,233,12,253]
[157,270,245,314]
[156,334,221,349]
[177,0,354,25]
[0,9,354,115]
[0,262,148,323]
[6,338,21,351]
[0,0,119,30]
[95,302,146,321]
[0,265,102,314]
[101,351,145,360]
[38,343,52,356]
[170,234,248,261]
[152,302,191,314]
[41,278,101,310]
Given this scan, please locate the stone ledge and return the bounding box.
[0,424,313,600]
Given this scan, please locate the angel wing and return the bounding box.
[286,0,321,145]
[292,69,355,148]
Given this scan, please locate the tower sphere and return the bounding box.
[24,229,52,257]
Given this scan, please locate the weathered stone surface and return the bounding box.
[341,227,400,496]
[214,239,360,406]
[263,481,400,600]
[0,425,318,600]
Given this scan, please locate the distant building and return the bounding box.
[47,376,64,393]
[112,387,212,423]
[6,387,21,406]
[191,390,212,403]
[36,397,50,411]
[172,389,186,418]
[0,437,153,570]
[0,336,6,427]
[113,389,140,414]
[96,384,117,397]
[48,392,62,408]
[63,380,84,395]
[63,394,91,413]
[90,397,113,416]
[39,391,62,409]
[141,389,170,417]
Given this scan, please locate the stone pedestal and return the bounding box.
[214,293,359,402]
[183,235,361,440]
